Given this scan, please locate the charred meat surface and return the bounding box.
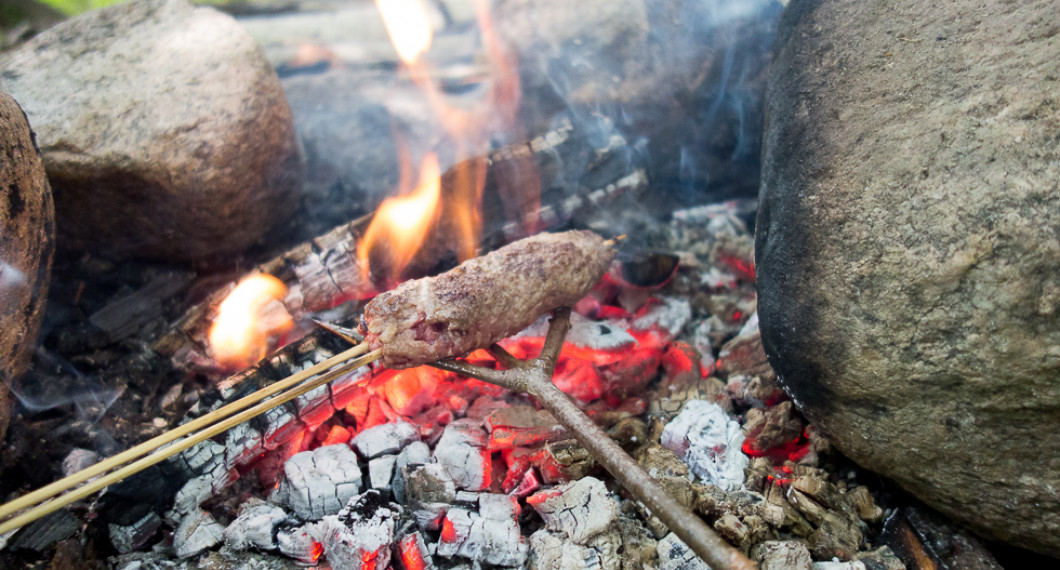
[361,230,616,368]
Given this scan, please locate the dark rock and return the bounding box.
[0,90,54,440]
[756,0,1060,555]
[0,0,303,261]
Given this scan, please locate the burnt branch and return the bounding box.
[444,309,757,570]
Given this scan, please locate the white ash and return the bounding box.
[517,313,635,351]
[223,499,289,551]
[671,201,749,228]
[656,532,710,570]
[527,477,618,544]
[61,448,98,477]
[699,266,738,290]
[405,463,457,531]
[277,520,328,564]
[436,493,528,567]
[109,511,161,554]
[690,321,716,368]
[528,526,622,570]
[368,454,398,491]
[223,421,263,471]
[350,420,420,459]
[433,420,491,491]
[813,562,867,570]
[168,475,215,524]
[273,444,363,520]
[321,490,400,570]
[392,440,431,503]
[171,439,226,479]
[660,400,748,491]
[567,314,637,350]
[632,297,692,339]
[174,510,224,559]
[751,540,813,570]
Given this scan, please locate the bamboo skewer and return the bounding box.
[0,345,381,536]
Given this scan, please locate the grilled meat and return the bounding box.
[360,230,615,368]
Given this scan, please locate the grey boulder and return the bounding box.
[0,0,303,261]
[757,0,1060,555]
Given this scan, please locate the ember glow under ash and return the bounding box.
[207,274,293,370]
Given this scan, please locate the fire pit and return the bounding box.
[0,0,1024,569]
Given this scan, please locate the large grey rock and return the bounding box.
[0,0,303,261]
[756,0,1060,556]
[0,90,55,440]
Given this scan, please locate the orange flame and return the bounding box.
[208,274,293,370]
[357,153,442,288]
[375,0,434,64]
[360,0,534,287]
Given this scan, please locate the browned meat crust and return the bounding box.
[360,230,615,368]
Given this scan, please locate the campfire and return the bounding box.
[0,0,1017,569]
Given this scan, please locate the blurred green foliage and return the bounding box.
[30,0,249,17]
[35,0,128,16]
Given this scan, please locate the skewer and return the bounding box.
[0,345,381,535]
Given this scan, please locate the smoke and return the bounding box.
[8,348,124,421]
[496,0,784,212]
[0,260,27,290]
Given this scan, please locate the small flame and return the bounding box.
[208,274,293,370]
[375,0,433,64]
[360,0,535,288]
[357,153,442,288]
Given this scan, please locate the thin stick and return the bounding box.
[0,345,375,533]
[434,309,756,570]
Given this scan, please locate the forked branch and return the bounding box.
[432,308,757,570]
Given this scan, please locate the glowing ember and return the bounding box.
[208,274,293,370]
[357,153,442,288]
[375,0,433,64]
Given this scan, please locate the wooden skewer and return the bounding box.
[0,345,380,535]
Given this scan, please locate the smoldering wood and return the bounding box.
[154,118,646,371]
[88,270,196,341]
[95,327,359,522]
